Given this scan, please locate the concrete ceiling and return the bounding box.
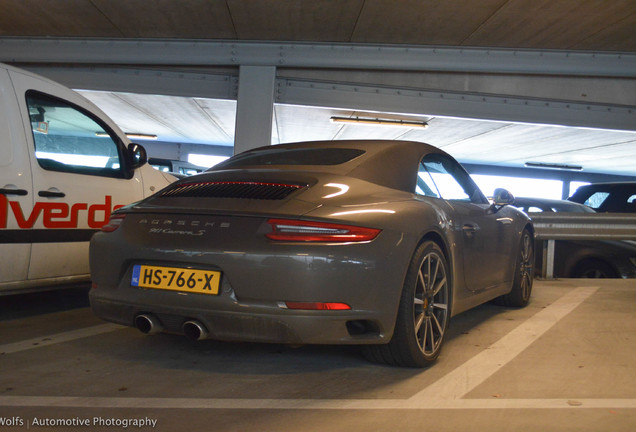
[1,0,635,176]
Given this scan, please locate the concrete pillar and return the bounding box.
[233,66,276,155]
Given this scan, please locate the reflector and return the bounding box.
[285,302,351,310]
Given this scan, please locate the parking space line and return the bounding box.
[0,324,123,355]
[408,286,599,402]
[0,395,634,410]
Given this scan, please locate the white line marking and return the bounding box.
[0,396,634,410]
[0,324,123,354]
[409,286,599,401]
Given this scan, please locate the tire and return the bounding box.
[571,259,619,278]
[495,228,534,307]
[364,241,450,368]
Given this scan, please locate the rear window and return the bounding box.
[214,148,365,169]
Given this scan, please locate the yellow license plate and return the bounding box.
[132,265,221,295]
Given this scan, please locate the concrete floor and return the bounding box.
[0,279,634,431]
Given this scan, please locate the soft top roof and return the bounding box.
[212,140,447,192]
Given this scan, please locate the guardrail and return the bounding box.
[530,213,636,279]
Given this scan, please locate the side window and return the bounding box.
[417,154,486,203]
[26,91,125,178]
[583,192,610,209]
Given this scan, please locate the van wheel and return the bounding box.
[364,241,450,368]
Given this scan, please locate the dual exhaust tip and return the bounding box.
[134,314,208,341]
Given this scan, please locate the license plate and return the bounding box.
[131,265,221,295]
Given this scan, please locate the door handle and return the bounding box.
[38,190,66,198]
[462,224,480,235]
[0,188,28,196]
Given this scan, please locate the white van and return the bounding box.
[1,63,175,295]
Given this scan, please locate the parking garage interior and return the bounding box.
[1,1,635,431]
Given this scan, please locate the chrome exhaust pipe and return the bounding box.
[135,314,163,335]
[182,320,209,341]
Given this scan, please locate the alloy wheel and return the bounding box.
[519,232,534,301]
[413,251,449,357]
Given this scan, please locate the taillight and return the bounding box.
[100,214,126,232]
[265,218,380,242]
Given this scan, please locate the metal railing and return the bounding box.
[531,213,636,279]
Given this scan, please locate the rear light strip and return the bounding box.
[266,218,380,242]
[161,181,305,200]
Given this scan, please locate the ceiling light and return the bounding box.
[95,132,157,140]
[525,162,583,171]
[124,133,157,140]
[330,116,428,128]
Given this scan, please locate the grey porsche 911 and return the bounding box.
[89,140,534,367]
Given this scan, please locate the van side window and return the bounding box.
[26,91,125,178]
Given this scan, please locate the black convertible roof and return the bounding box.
[213,140,448,192]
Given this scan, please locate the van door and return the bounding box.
[0,69,33,286]
[10,71,144,281]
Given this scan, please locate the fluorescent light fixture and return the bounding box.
[125,133,158,140]
[525,162,583,171]
[331,116,428,128]
[95,132,157,140]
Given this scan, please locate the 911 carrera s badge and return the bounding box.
[138,218,230,236]
[148,228,206,236]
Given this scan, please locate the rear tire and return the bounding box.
[364,241,450,368]
[571,259,618,278]
[495,228,534,307]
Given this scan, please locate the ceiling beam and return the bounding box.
[276,79,636,132]
[1,37,634,78]
[19,65,238,100]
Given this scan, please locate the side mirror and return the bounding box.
[492,188,515,206]
[127,143,147,170]
[489,188,515,213]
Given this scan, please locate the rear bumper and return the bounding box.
[90,289,390,345]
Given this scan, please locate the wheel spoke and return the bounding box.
[522,235,530,261]
[431,313,443,338]
[432,302,448,310]
[418,268,426,291]
[432,276,447,296]
[414,313,425,334]
[427,317,435,352]
[429,258,439,295]
[420,317,429,349]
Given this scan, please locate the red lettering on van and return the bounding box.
[0,194,6,228]
[0,195,124,229]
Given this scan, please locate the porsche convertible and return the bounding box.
[89,140,534,367]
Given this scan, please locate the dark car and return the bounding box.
[568,182,636,213]
[89,140,534,368]
[512,196,595,214]
[513,197,636,278]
